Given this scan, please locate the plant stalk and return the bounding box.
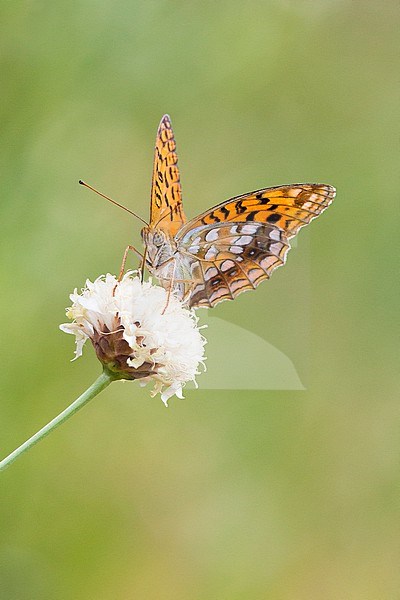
[0,370,114,472]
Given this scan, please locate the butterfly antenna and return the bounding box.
[79,180,148,226]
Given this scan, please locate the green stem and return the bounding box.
[0,370,114,472]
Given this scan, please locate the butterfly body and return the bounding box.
[140,226,190,300]
[143,115,336,308]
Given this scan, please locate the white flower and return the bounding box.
[60,272,206,405]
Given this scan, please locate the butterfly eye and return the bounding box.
[152,232,165,247]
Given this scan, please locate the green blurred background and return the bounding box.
[1,1,398,598]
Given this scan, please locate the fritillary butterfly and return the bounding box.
[140,115,336,308]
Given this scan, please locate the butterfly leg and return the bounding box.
[157,273,195,313]
[160,263,177,315]
[118,245,144,281]
[160,277,194,313]
[140,246,147,283]
[112,245,145,297]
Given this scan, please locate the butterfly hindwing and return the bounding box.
[150,114,186,236]
[177,222,290,307]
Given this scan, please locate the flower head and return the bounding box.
[60,272,206,404]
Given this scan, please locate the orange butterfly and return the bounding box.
[138,114,335,308]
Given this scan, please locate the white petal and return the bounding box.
[60,272,207,403]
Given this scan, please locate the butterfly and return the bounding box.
[140,114,335,308]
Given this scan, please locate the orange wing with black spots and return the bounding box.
[177,184,335,241]
[149,114,186,236]
[143,116,335,308]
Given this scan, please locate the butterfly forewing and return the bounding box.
[177,184,335,240]
[150,114,186,236]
